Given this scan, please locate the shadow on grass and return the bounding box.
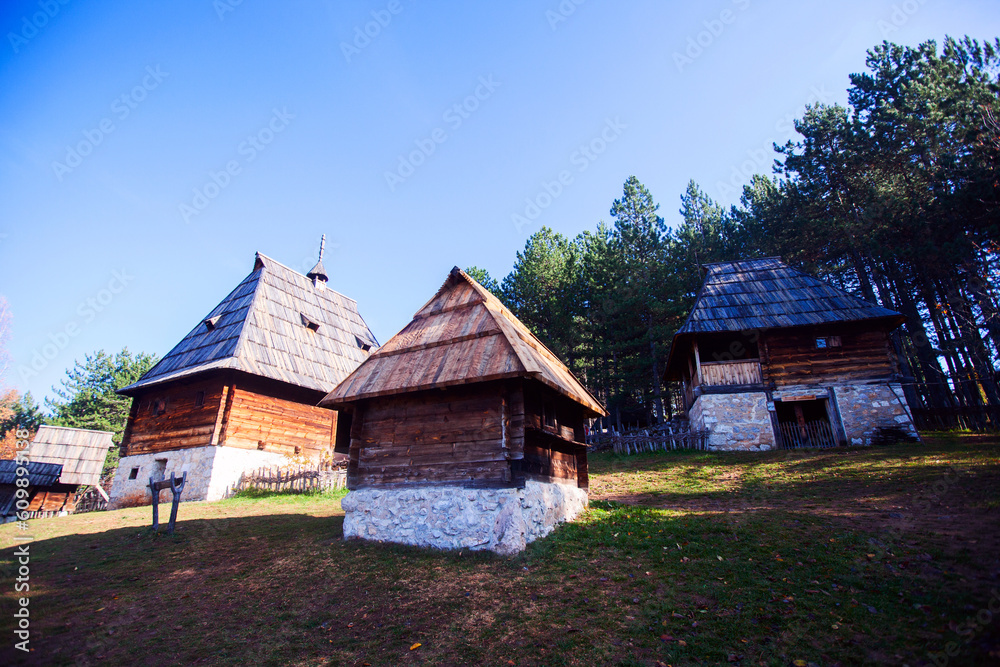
[1,496,998,666]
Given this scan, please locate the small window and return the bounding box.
[300,313,320,332]
[815,336,842,349]
[151,398,166,416]
[128,467,139,480]
[355,335,372,352]
[543,401,556,428]
[204,316,220,331]
[257,440,266,451]
[194,390,205,407]
[294,445,301,455]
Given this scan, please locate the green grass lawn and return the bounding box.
[2,435,999,666]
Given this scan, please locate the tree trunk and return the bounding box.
[648,329,664,424]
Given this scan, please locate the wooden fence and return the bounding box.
[776,420,838,449]
[911,405,1000,432]
[700,359,763,386]
[232,462,348,495]
[73,486,109,514]
[589,423,710,455]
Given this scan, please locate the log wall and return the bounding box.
[123,378,226,456]
[345,380,591,490]
[762,327,896,387]
[348,383,509,488]
[222,387,336,458]
[122,373,337,460]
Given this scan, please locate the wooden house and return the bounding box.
[0,426,113,519]
[664,258,918,450]
[109,249,378,506]
[0,461,66,521]
[320,267,606,555]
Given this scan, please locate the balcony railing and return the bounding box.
[700,359,763,386]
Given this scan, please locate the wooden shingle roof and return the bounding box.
[120,253,378,395]
[664,258,904,380]
[0,460,64,487]
[321,267,607,417]
[26,426,113,487]
[676,258,903,334]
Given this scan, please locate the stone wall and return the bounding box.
[340,480,589,555]
[832,382,918,445]
[109,445,289,507]
[689,391,774,451]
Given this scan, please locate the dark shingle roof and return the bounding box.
[120,253,378,395]
[676,257,902,334]
[0,460,64,486]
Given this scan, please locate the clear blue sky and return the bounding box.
[1,0,997,406]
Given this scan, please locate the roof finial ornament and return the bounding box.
[307,234,329,288]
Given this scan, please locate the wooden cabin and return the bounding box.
[0,426,113,520]
[321,267,606,555]
[110,249,377,506]
[0,461,66,521]
[665,258,918,450]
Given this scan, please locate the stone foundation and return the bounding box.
[832,382,919,445]
[690,392,774,451]
[340,480,589,555]
[109,446,290,508]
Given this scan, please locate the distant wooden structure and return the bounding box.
[664,258,918,450]
[321,267,606,554]
[0,461,65,520]
[0,426,114,519]
[232,461,347,495]
[110,245,377,506]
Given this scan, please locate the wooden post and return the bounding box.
[693,340,703,387]
[149,476,159,531]
[167,472,187,535]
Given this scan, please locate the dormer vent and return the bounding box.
[301,313,320,332]
[204,316,220,331]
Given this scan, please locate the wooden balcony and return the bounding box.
[700,359,763,387]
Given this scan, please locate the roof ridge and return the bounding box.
[230,261,268,377]
[35,425,114,435]
[254,252,359,305]
[455,268,604,411]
